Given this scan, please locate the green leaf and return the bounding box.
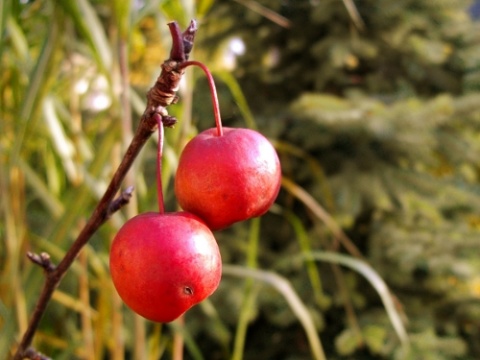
[112,0,132,39]
[408,35,451,65]
[223,265,327,360]
[232,218,261,360]
[60,0,112,72]
[363,324,387,354]
[303,252,409,348]
[283,210,331,310]
[335,327,362,356]
[160,0,191,27]
[6,17,30,67]
[17,158,64,218]
[42,96,79,184]
[196,0,216,17]
[216,70,257,130]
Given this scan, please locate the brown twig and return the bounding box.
[106,186,134,219]
[26,252,55,273]
[23,348,50,360]
[12,20,198,360]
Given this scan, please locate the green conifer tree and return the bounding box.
[200,1,480,358]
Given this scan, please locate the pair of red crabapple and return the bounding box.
[109,62,281,323]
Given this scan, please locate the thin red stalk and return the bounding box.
[156,115,165,214]
[180,60,223,137]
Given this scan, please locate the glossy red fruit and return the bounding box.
[109,211,222,323]
[174,127,281,230]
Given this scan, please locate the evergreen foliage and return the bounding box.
[200,0,480,358]
[205,0,480,102]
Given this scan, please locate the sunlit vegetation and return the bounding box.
[1,0,480,359]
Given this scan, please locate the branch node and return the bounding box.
[107,186,135,218]
[168,21,186,61]
[27,252,55,273]
[162,115,178,128]
[143,20,197,124]
[152,105,168,117]
[182,19,198,59]
[24,347,51,360]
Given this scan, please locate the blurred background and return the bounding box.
[1,0,480,359]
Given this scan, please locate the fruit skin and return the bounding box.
[175,127,281,230]
[109,211,222,323]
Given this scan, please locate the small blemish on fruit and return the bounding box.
[183,286,194,296]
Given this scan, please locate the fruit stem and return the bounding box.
[156,114,165,214]
[180,60,223,137]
